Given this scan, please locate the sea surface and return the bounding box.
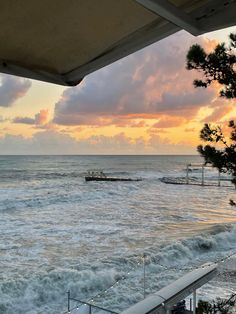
[0,155,236,314]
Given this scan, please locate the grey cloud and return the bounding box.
[54,113,98,126]
[12,110,49,126]
[0,74,31,107]
[13,117,35,124]
[153,88,214,112]
[54,31,213,126]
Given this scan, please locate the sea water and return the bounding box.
[0,155,235,314]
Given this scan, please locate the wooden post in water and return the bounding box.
[201,165,205,186]
[186,164,190,184]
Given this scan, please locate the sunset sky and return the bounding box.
[0,26,235,155]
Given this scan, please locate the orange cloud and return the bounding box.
[152,116,187,128]
[184,127,195,133]
[35,109,49,125]
[202,105,234,123]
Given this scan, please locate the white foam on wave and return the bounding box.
[1,224,236,313]
[0,268,120,314]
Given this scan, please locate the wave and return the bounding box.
[147,224,236,267]
[0,268,120,314]
[1,224,236,313]
[0,170,83,182]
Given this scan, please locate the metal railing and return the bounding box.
[186,163,221,186]
[66,291,119,314]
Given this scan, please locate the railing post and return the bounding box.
[143,253,147,299]
[193,290,197,314]
[67,290,70,313]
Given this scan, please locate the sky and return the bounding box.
[0,26,235,155]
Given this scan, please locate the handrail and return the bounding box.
[67,292,119,314]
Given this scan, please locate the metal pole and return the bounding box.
[67,290,70,313]
[193,290,197,314]
[213,304,217,314]
[143,253,147,299]
[69,297,119,314]
[89,304,92,314]
[190,298,192,311]
[218,170,221,187]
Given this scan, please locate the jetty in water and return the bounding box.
[85,170,142,182]
[161,163,233,188]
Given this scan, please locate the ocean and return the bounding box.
[0,155,236,314]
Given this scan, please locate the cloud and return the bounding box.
[0,74,31,107]
[35,109,49,125]
[36,122,58,130]
[184,127,195,133]
[13,117,35,125]
[152,116,187,128]
[0,116,7,123]
[202,105,233,123]
[13,109,49,126]
[53,31,219,127]
[148,128,169,134]
[153,89,214,113]
[0,130,195,155]
[148,134,195,154]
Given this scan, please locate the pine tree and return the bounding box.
[186,33,236,200]
[186,33,236,98]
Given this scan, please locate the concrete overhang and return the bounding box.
[0,0,236,86]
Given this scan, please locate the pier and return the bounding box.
[161,163,233,188]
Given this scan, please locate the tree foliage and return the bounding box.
[186,33,236,98]
[186,33,236,198]
[197,293,236,314]
[197,121,236,188]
